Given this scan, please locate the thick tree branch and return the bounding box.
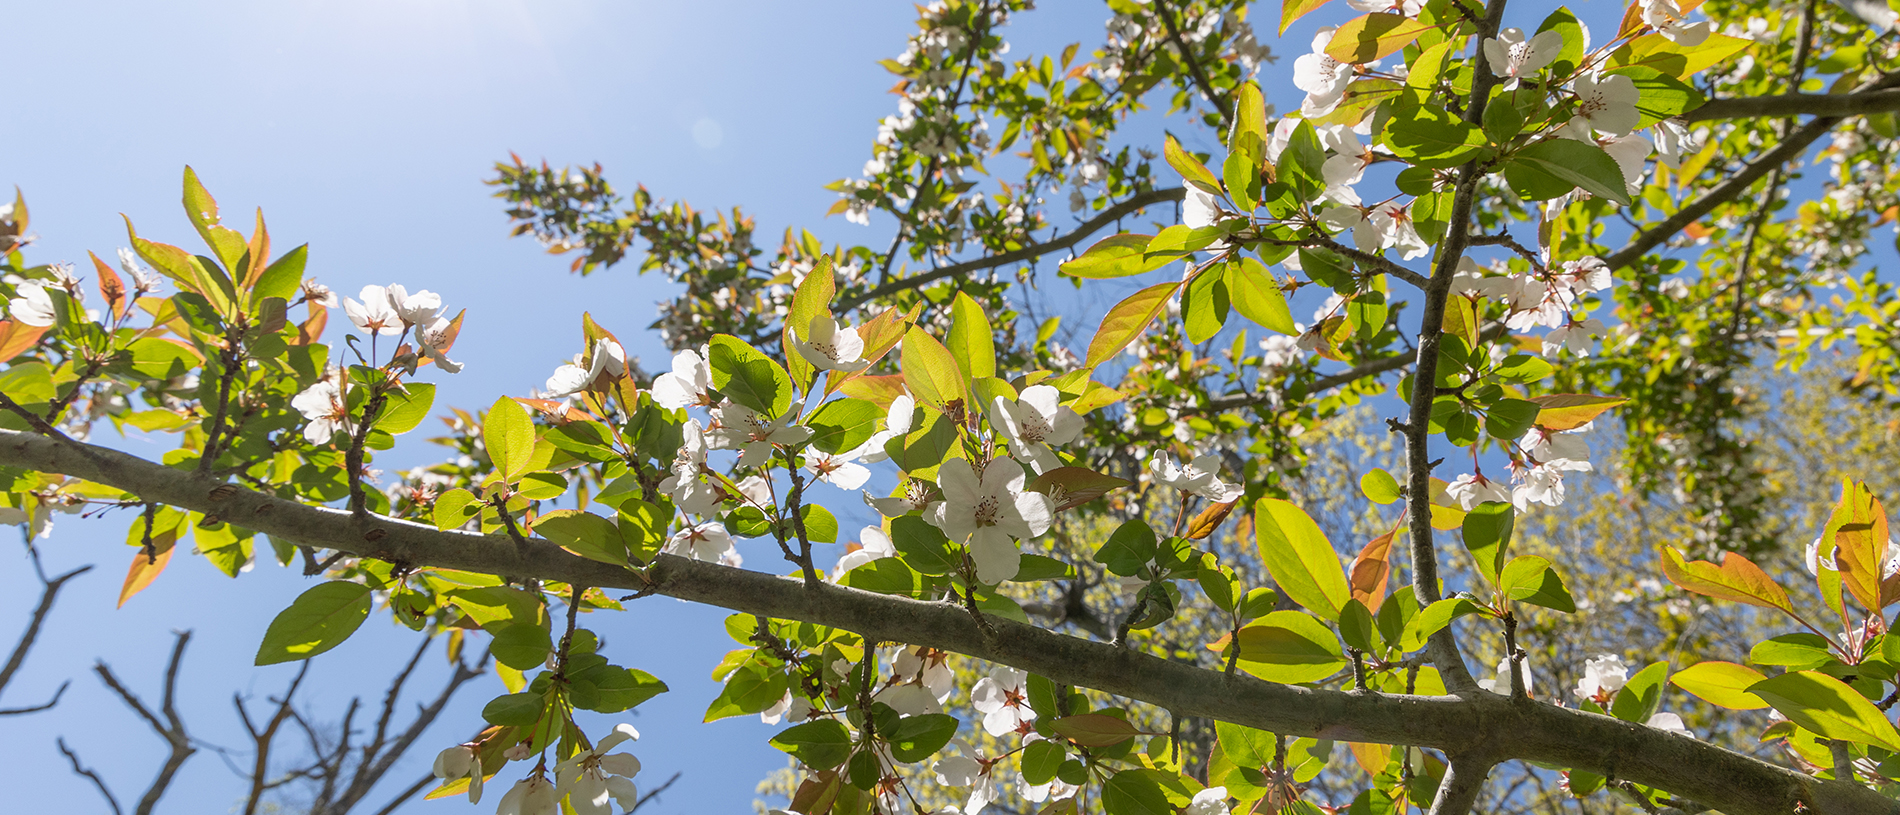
[1428,758,1496,815]
[838,186,1187,312]
[1608,71,1900,271]
[0,428,1890,815]
[1685,89,1900,121]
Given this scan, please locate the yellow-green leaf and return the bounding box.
[1230,610,1346,684]
[1281,0,1336,34]
[901,326,968,413]
[485,396,535,480]
[947,292,995,380]
[1254,497,1349,617]
[1326,13,1433,64]
[1748,671,1900,751]
[1531,393,1627,431]
[1671,661,1769,710]
[255,581,373,665]
[1164,134,1222,194]
[1084,281,1182,369]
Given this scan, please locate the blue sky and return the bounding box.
[0,0,1778,812]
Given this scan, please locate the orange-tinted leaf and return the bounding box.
[1349,519,1401,612]
[296,306,328,346]
[838,374,909,409]
[784,256,837,391]
[824,302,916,396]
[1347,741,1392,778]
[89,251,127,321]
[511,397,601,425]
[0,320,49,361]
[1616,0,1646,39]
[1186,500,1239,540]
[1084,281,1180,369]
[1531,393,1628,430]
[245,208,272,289]
[1282,0,1337,34]
[1825,479,1890,612]
[119,539,176,608]
[1325,13,1434,64]
[1658,545,1794,615]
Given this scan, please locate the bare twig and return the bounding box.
[0,564,91,712]
[93,630,197,815]
[1153,0,1233,128]
[237,660,311,815]
[840,186,1187,311]
[630,771,683,812]
[1684,88,1900,121]
[58,736,123,815]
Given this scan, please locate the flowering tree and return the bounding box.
[5,0,1900,813]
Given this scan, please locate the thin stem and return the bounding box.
[1154,0,1233,129]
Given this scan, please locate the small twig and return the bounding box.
[0,563,91,705]
[0,390,69,438]
[345,389,389,516]
[1153,0,1233,129]
[629,771,683,813]
[58,737,123,815]
[94,630,197,815]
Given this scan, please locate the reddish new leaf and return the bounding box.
[1531,393,1628,431]
[1084,281,1181,369]
[1658,545,1795,616]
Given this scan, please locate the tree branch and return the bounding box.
[238,660,311,815]
[1684,88,1900,121]
[0,563,89,710]
[93,630,197,815]
[58,736,123,815]
[838,186,1187,312]
[0,427,1890,815]
[1608,71,1900,271]
[1428,757,1496,815]
[1153,0,1233,129]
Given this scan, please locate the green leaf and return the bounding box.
[1671,661,1769,710]
[1359,468,1400,505]
[1060,234,1171,279]
[1605,65,1706,127]
[1531,393,1627,430]
[1233,610,1347,684]
[377,383,435,435]
[901,325,968,413]
[891,515,958,575]
[1748,671,1900,751]
[1183,265,1230,344]
[1404,597,1483,651]
[783,256,836,391]
[254,581,373,665]
[482,692,546,726]
[1325,13,1432,63]
[807,398,882,455]
[1499,555,1576,612]
[1281,0,1336,34]
[1084,282,1183,369]
[1013,554,1076,581]
[251,244,308,306]
[1277,122,1327,201]
[1338,598,1376,652]
[1254,498,1349,617]
[484,396,535,480]
[1610,661,1669,724]
[1749,633,1835,670]
[434,488,480,530]
[1385,101,1492,169]
[181,167,248,278]
[533,510,629,566]
[1534,7,1586,78]
[1102,769,1187,815]
[491,623,553,671]
[704,660,789,721]
[1230,258,1295,336]
[838,557,931,597]
[1022,739,1065,785]
[709,334,793,417]
[1164,134,1222,194]
[1053,713,1144,747]
[1461,502,1514,584]
[770,719,854,770]
[1503,140,1633,206]
[1096,519,1158,577]
[888,713,959,762]
[947,292,996,380]
[572,665,669,712]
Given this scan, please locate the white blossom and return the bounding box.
[494,774,559,815]
[1446,473,1510,510]
[659,423,722,516]
[1182,186,1224,229]
[1184,787,1232,815]
[343,285,404,335]
[5,280,55,327]
[384,284,442,327]
[545,339,627,397]
[970,666,1036,736]
[836,525,896,575]
[1570,73,1641,137]
[431,743,484,804]
[804,448,871,490]
[665,521,735,563]
[867,478,937,518]
[1646,711,1694,737]
[417,316,465,374]
[1642,0,1714,45]
[1293,28,1353,114]
[990,385,1082,474]
[1476,657,1534,695]
[1573,654,1629,700]
[852,393,915,463]
[292,377,350,445]
[794,314,869,372]
[1149,451,1243,502]
[927,457,1054,585]
[555,723,641,815]
[651,348,713,409]
[709,402,812,469]
[1482,28,1562,88]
